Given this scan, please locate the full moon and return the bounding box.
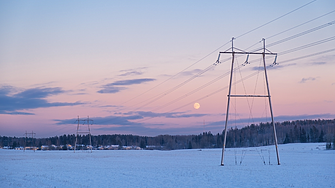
[194,103,200,109]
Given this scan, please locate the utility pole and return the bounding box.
[220,38,280,166]
[74,116,93,153]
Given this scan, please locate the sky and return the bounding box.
[1,0,334,137]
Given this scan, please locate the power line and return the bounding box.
[245,9,335,50]
[120,40,232,106]
[119,0,317,109]
[108,27,335,126]
[247,35,335,65]
[101,40,335,125]
[127,19,333,111]
[279,48,335,65]
[150,71,231,112]
[134,36,335,115]
[235,0,317,39]
[96,1,322,125]
[132,57,231,111]
[128,13,332,112]
[266,9,335,40]
[135,47,335,124]
[279,35,335,55]
[252,20,335,52]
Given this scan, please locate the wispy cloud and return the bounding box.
[98,78,156,94]
[310,62,327,65]
[0,86,84,115]
[119,71,142,76]
[252,63,296,71]
[55,115,143,126]
[14,87,64,98]
[98,86,126,94]
[207,113,335,128]
[118,67,147,77]
[66,89,88,96]
[30,81,57,87]
[55,113,334,136]
[0,85,15,95]
[126,111,207,119]
[4,111,35,115]
[55,111,207,126]
[180,69,203,76]
[55,111,209,135]
[311,55,335,63]
[270,63,296,70]
[95,124,203,136]
[159,68,209,79]
[111,78,155,85]
[100,105,120,108]
[299,77,317,83]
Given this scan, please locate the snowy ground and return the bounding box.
[1,143,334,188]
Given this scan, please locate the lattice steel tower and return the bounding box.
[220,38,280,166]
[74,116,93,153]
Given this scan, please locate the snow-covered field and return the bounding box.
[1,143,334,188]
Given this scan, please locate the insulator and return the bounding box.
[244,54,250,65]
[273,55,278,65]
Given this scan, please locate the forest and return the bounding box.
[1,119,335,150]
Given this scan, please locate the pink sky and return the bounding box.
[1,0,334,137]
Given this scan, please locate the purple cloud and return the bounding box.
[98,78,156,94]
[118,67,147,76]
[299,77,317,83]
[0,86,84,115]
[180,69,203,76]
[55,111,207,126]
[112,78,156,86]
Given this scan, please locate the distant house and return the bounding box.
[98,146,104,150]
[66,144,73,150]
[24,146,37,150]
[122,146,141,150]
[41,145,49,150]
[110,145,119,150]
[15,147,24,150]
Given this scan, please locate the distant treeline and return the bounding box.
[1,119,335,150]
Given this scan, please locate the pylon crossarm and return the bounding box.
[228,95,269,97]
[220,51,277,55]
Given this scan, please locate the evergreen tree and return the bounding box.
[140,140,146,149]
[294,125,299,142]
[283,133,290,144]
[318,130,324,142]
[12,141,17,148]
[188,141,192,149]
[300,128,307,143]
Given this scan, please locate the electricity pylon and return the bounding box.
[220,38,280,166]
[24,131,36,152]
[74,116,93,153]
